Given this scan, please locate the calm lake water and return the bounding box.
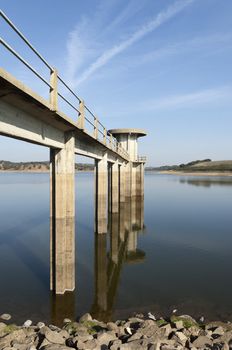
[0,172,232,325]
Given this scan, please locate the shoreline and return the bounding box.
[0,169,94,173]
[156,170,232,177]
[1,169,232,177]
[1,312,232,349]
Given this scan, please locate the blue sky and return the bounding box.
[1,0,232,166]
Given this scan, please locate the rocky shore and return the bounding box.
[0,312,231,350]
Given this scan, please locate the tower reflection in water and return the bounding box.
[51,196,145,325]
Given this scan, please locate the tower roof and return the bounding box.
[108,128,147,137]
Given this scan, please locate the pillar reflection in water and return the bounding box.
[92,195,145,322]
[50,291,75,327]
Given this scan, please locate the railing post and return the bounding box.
[103,128,107,145]
[77,99,85,130]
[110,134,113,149]
[94,117,99,139]
[50,68,58,111]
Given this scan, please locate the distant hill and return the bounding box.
[0,160,94,172]
[1,159,232,173]
[146,159,232,173]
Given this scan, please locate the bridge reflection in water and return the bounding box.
[50,196,145,325]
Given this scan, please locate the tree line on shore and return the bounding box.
[0,160,94,171]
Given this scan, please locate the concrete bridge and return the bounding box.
[0,11,147,294]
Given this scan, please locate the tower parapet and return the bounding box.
[108,129,147,162]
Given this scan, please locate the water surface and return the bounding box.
[0,172,232,324]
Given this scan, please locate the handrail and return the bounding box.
[57,75,81,103]
[57,92,80,114]
[137,156,147,162]
[0,38,52,88]
[0,10,129,160]
[0,10,52,70]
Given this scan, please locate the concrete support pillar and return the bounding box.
[140,163,144,197]
[124,162,132,198]
[131,163,144,197]
[95,153,108,234]
[50,131,75,295]
[111,160,119,213]
[131,164,137,197]
[119,164,126,203]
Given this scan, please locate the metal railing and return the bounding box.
[137,156,147,162]
[0,10,129,160]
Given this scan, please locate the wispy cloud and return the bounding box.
[127,33,232,68]
[68,0,194,87]
[137,86,232,111]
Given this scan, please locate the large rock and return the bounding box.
[0,313,11,321]
[175,331,188,343]
[79,313,92,323]
[96,331,117,346]
[215,330,232,344]
[0,329,26,348]
[64,322,89,336]
[0,322,6,331]
[206,322,232,332]
[83,339,98,349]
[139,320,160,338]
[23,320,32,328]
[191,335,213,348]
[118,339,155,349]
[107,322,119,332]
[127,332,143,342]
[44,329,66,345]
[40,345,76,350]
[110,339,122,350]
[160,323,172,337]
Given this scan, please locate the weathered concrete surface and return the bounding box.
[111,160,119,213]
[50,131,75,294]
[95,153,108,234]
[119,163,126,203]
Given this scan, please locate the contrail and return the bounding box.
[75,0,194,86]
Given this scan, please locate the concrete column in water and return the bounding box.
[111,160,119,213]
[124,162,132,198]
[131,162,145,197]
[119,163,126,203]
[95,153,108,234]
[50,131,75,295]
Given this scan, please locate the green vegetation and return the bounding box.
[156,319,168,327]
[2,324,18,334]
[146,159,232,173]
[0,160,94,172]
[170,315,199,329]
